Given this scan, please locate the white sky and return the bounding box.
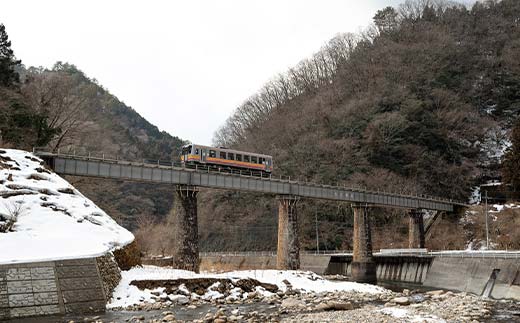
[1,0,470,144]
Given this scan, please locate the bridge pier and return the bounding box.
[408,209,425,249]
[172,185,199,272]
[276,196,300,270]
[351,204,377,284]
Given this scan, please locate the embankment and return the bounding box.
[423,255,520,300]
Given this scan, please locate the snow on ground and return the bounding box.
[380,307,446,322]
[0,149,134,264]
[109,266,386,308]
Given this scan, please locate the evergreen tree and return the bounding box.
[0,23,21,87]
[373,7,398,33]
[502,120,520,191]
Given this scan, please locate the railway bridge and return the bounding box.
[36,150,466,284]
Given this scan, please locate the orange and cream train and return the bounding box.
[180,144,273,174]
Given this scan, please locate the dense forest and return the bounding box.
[1,0,519,253]
[204,0,520,251]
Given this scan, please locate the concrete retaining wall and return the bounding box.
[199,254,331,274]
[0,256,113,320]
[423,257,520,300]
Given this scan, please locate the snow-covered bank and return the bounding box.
[109,266,385,308]
[108,267,500,323]
[0,149,134,264]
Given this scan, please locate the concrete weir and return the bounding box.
[326,255,432,284]
[276,196,300,270]
[172,185,200,273]
[351,204,377,284]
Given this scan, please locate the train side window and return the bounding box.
[209,150,216,158]
[236,154,242,161]
[195,148,199,155]
[228,153,234,160]
[259,157,264,164]
[244,155,250,162]
[251,156,257,163]
[220,151,226,159]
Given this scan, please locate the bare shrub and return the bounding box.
[134,215,176,257]
[0,201,26,232]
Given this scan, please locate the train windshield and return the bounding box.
[182,145,192,155]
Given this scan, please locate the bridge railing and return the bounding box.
[32,148,466,206]
[198,250,520,258]
[428,250,520,259]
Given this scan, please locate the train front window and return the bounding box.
[220,151,226,159]
[209,150,216,158]
[182,146,192,155]
[236,154,242,161]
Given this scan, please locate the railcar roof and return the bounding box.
[184,144,272,158]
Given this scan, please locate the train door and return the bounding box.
[200,149,207,163]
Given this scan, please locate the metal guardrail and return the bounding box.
[428,251,520,259]
[198,250,520,259]
[32,149,466,211]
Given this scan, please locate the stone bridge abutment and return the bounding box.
[276,196,300,270]
[171,185,199,272]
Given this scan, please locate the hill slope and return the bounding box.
[17,64,187,229]
[206,0,520,251]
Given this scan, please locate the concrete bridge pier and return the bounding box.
[351,203,377,284]
[172,185,199,272]
[276,195,300,270]
[408,209,425,248]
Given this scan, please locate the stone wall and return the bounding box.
[0,255,115,320]
[0,262,62,319]
[96,254,122,300]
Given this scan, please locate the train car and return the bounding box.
[180,144,273,174]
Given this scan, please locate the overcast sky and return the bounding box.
[2,0,473,144]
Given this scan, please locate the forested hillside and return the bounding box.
[203,0,520,251]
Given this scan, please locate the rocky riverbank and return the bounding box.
[101,283,508,322]
[54,266,517,323]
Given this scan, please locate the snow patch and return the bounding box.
[108,266,386,308]
[0,149,134,264]
[380,307,446,322]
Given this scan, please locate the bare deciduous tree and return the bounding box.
[22,66,97,151]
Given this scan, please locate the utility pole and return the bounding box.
[485,190,489,250]
[315,208,319,254]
